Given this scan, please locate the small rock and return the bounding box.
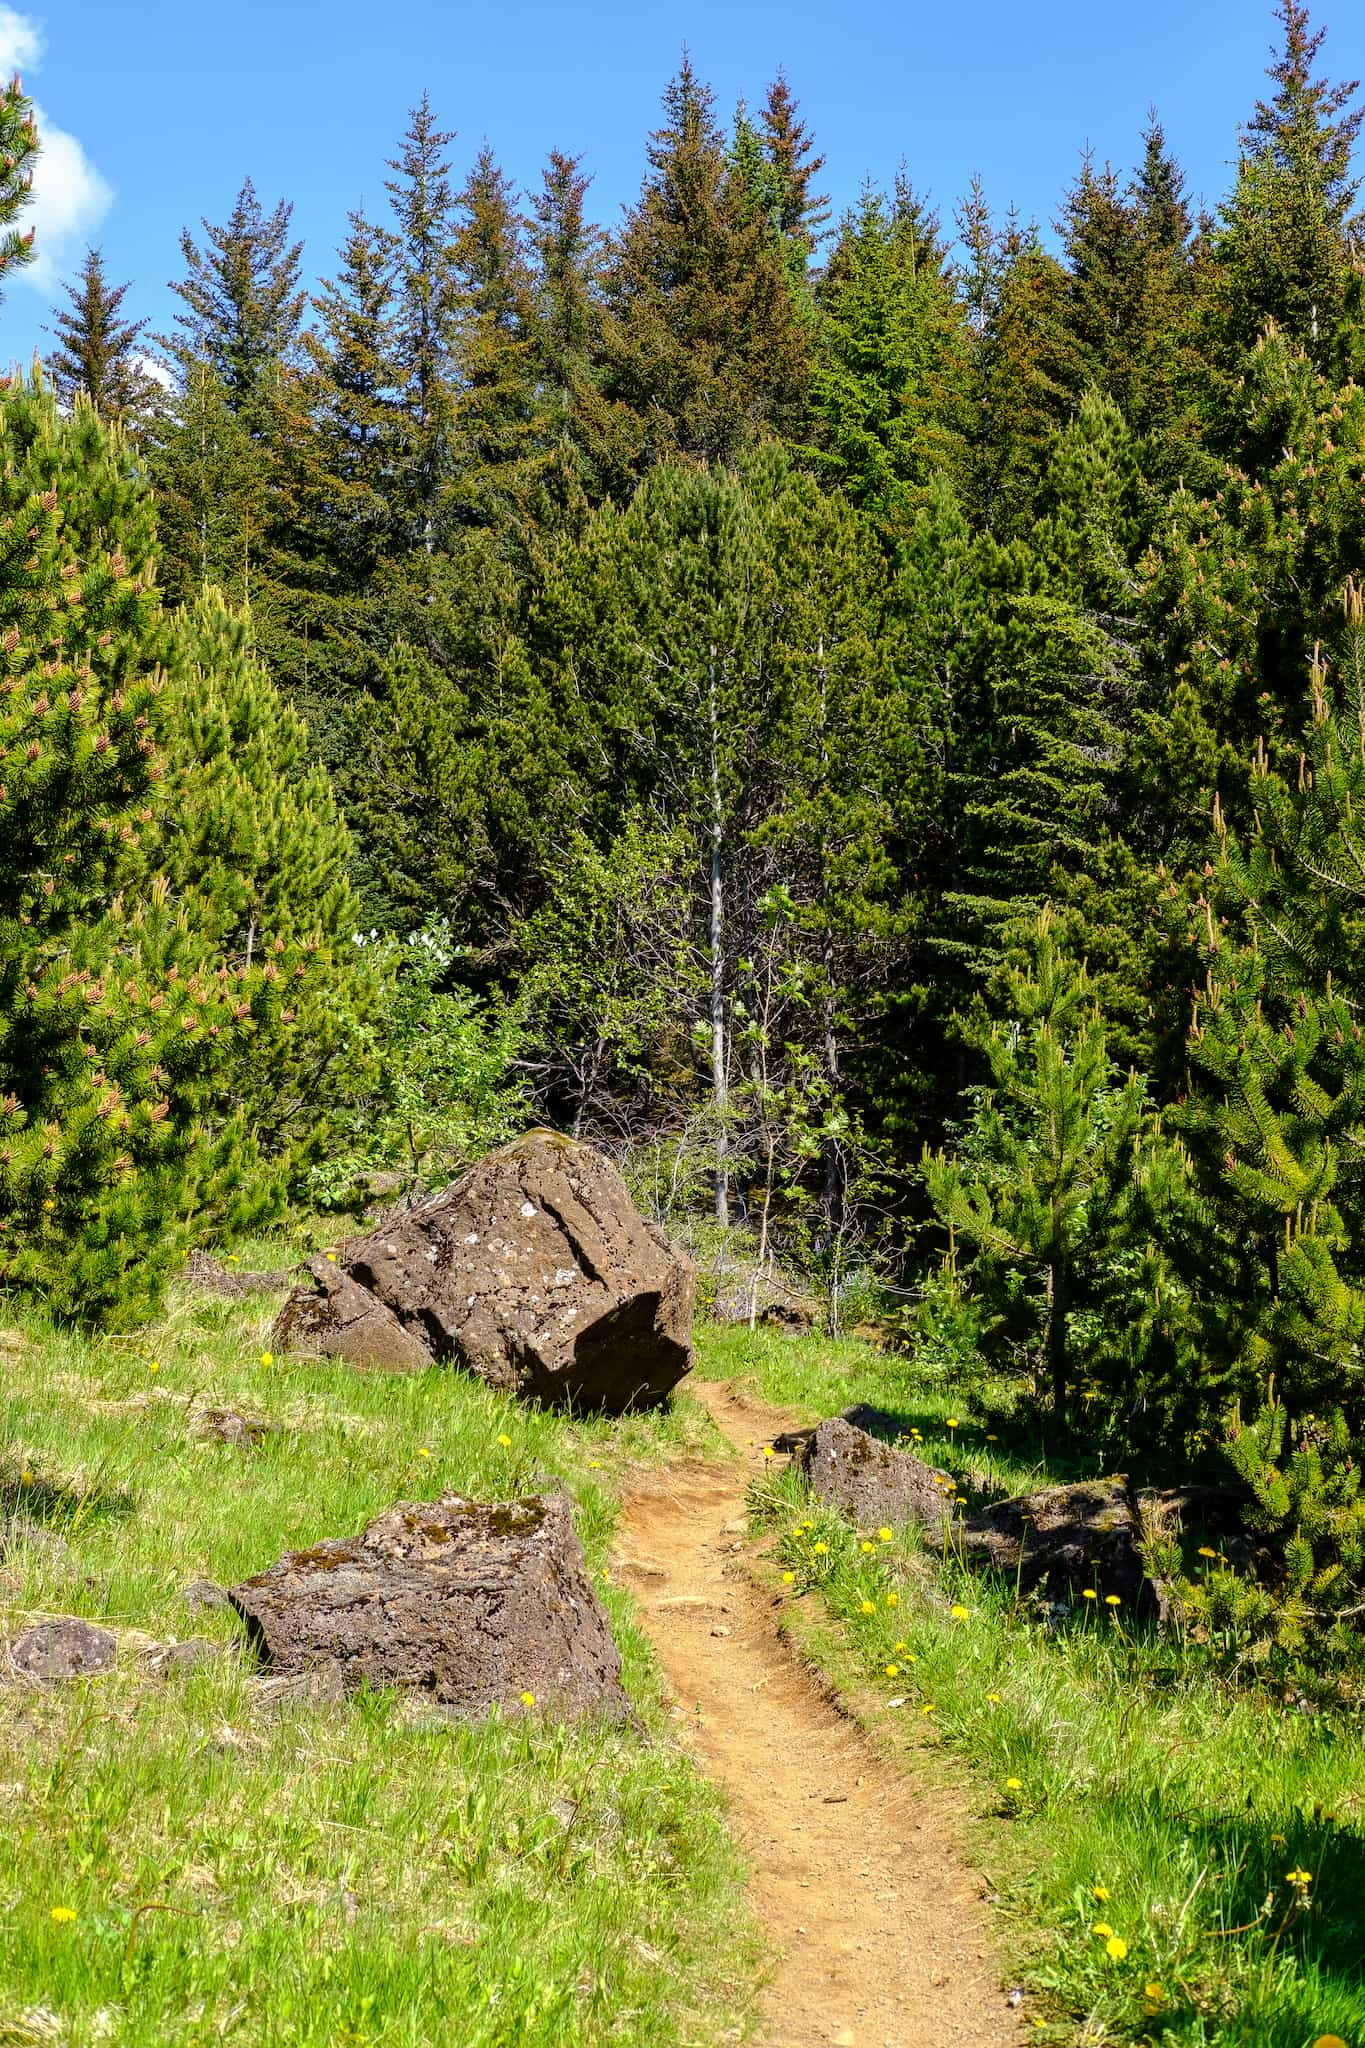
[145,1638,224,1678]
[710,1624,732,1638]
[182,1578,230,1613]
[10,1617,116,1682]
[191,1407,273,1448]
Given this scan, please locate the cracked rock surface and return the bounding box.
[274,1133,694,1412]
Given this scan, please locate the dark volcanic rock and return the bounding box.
[229,1490,625,1718]
[273,1132,694,1413]
[798,1417,957,1536]
[10,1618,116,1681]
[182,1578,230,1614]
[959,1479,1151,1607]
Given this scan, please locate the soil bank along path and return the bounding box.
[618,1377,1023,2048]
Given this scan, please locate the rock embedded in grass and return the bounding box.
[9,1617,117,1682]
[797,1416,958,1536]
[228,1490,626,1718]
[273,1131,694,1413]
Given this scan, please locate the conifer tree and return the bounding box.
[164,177,306,406]
[529,150,633,514]
[0,377,355,1323]
[1207,0,1363,378]
[924,911,1186,1425]
[0,71,38,296]
[602,58,810,468]
[1179,593,1365,1633]
[807,182,968,523]
[759,70,829,259]
[447,145,541,536]
[385,96,460,550]
[46,249,158,428]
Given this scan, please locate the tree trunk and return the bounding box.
[1047,1260,1069,1424]
[707,647,729,1228]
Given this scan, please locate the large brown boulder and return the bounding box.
[274,1133,694,1412]
[228,1491,625,1718]
[959,1480,1154,1611]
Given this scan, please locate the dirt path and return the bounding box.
[617,1377,1023,2048]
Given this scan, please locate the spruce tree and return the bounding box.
[529,150,633,514]
[447,145,541,537]
[602,58,810,468]
[46,249,158,428]
[385,96,460,551]
[164,177,306,406]
[807,182,968,524]
[0,71,37,297]
[759,70,829,259]
[1207,0,1363,379]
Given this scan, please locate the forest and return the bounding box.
[4,3,1365,2041]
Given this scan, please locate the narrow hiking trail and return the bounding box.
[618,1377,1023,2048]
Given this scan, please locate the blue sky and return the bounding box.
[3,0,1364,368]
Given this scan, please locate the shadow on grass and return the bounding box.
[0,1451,136,1534]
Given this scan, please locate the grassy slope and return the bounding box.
[0,1265,759,2048]
[696,1326,1365,2048]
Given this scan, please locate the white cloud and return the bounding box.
[0,4,44,75]
[0,10,113,293]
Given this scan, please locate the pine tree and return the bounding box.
[0,71,38,297]
[0,377,355,1324]
[924,911,1185,1426]
[46,249,158,428]
[306,207,404,587]
[602,57,811,469]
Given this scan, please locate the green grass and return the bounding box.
[700,1324,1365,2048]
[0,1262,759,2048]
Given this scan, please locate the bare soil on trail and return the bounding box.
[618,1376,1024,2048]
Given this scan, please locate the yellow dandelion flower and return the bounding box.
[49,1907,76,1924]
[325,1252,338,1263]
[893,1640,907,1651]
[1286,1867,1312,1886]
[986,1433,998,1441]
[885,1591,899,1607]
[1197,1545,1217,1559]
[260,1351,273,1367]
[1005,1776,1023,1790]
[1105,1936,1128,1961]
[986,1691,1001,1703]
[860,1600,875,1615]
[878,1527,893,1542]
[950,1603,971,1620]
[1104,1594,1120,1607]
[601,1569,610,1584]
[149,1360,160,1374]
[520,1691,536,1707]
[1092,1922,1114,1938]
[1093,1886,1110,1901]
[885,1663,900,1677]
[417,1446,431,1458]
[497,1434,512,1447]
[782,1571,795,1584]
[946,1417,959,1428]
[1270,1833,1286,1846]
[588,1460,602,1469]
[861,1539,876,1554]
[1082,1588,1098,1601]
[20,1469,33,1486]
[42,1198,55,1211]
[920,1702,936,1714]
[813,1541,827,1555]
[1145,1985,1164,2005]
[1312,2037,1349,2048]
